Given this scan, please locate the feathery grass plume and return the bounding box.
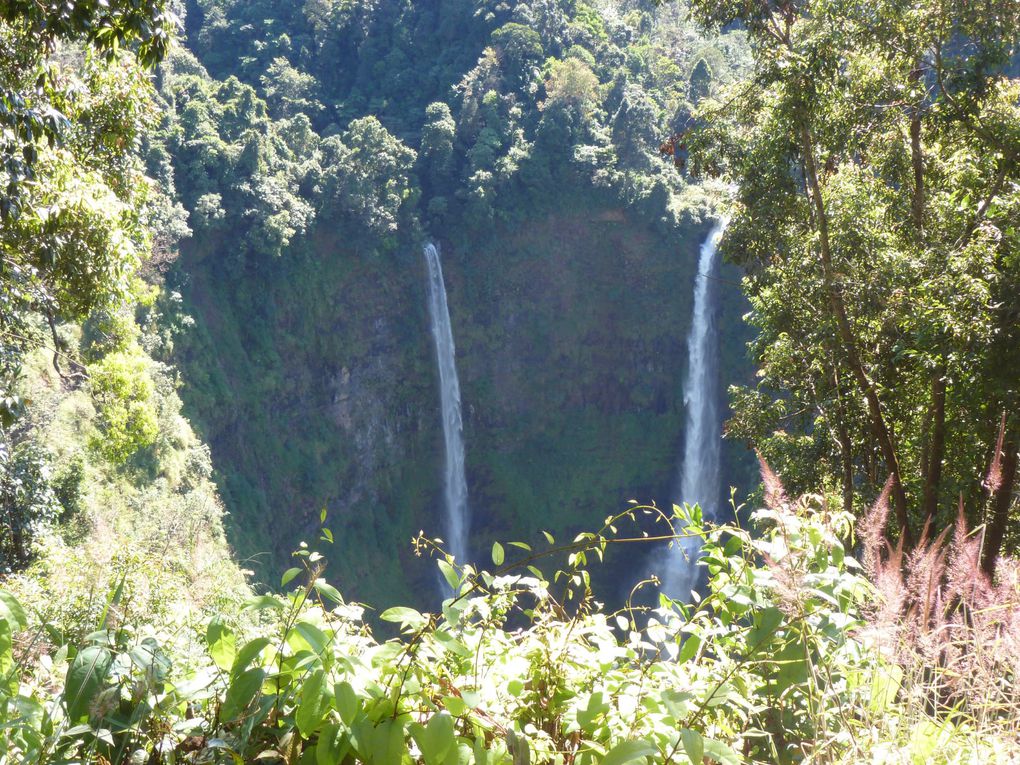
[903,523,950,661]
[858,485,1020,727]
[866,533,907,653]
[984,411,1007,495]
[858,475,894,575]
[945,497,988,607]
[756,449,787,510]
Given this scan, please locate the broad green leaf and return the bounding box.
[748,607,783,649]
[220,667,265,721]
[491,542,504,566]
[380,606,427,631]
[351,718,405,764]
[316,722,351,765]
[130,637,171,684]
[206,617,236,672]
[601,739,657,765]
[296,669,328,737]
[289,621,329,657]
[443,694,467,716]
[230,637,271,678]
[64,646,113,723]
[702,739,740,765]
[869,663,903,714]
[313,579,344,604]
[0,622,16,695]
[437,560,459,591]
[334,681,361,725]
[680,729,703,764]
[577,691,609,733]
[243,595,285,612]
[410,712,455,765]
[0,591,27,631]
[281,567,302,587]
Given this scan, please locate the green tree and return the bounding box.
[1,2,172,410]
[542,57,601,119]
[317,116,417,241]
[419,101,457,201]
[490,22,544,89]
[688,0,1020,557]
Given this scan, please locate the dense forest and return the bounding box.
[1,0,1019,762]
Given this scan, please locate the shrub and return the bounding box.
[88,349,159,464]
[0,440,60,571]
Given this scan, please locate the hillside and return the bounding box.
[1,0,1018,762]
[154,0,757,605]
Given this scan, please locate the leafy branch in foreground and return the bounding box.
[0,482,1014,763]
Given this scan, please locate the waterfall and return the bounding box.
[422,243,469,566]
[662,219,727,598]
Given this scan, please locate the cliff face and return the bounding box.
[159,0,757,608]
[172,180,754,607]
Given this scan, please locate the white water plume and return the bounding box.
[423,243,469,567]
[662,219,727,599]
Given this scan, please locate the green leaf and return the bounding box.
[380,607,427,631]
[680,729,703,764]
[437,560,460,591]
[0,622,16,695]
[869,663,903,714]
[0,591,27,631]
[231,637,271,678]
[220,667,265,721]
[316,722,350,765]
[677,634,701,664]
[351,718,405,764]
[577,691,609,733]
[702,739,740,765]
[334,681,361,725]
[64,646,113,723]
[130,637,171,684]
[601,739,657,765]
[748,606,783,649]
[206,617,236,672]
[313,579,344,604]
[243,595,285,612]
[410,712,455,765]
[491,542,505,566]
[296,669,328,737]
[542,531,555,544]
[281,567,302,587]
[290,621,329,658]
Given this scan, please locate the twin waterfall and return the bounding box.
[662,219,727,598]
[421,222,726,600]
[422,244,470,567]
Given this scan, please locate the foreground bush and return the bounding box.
[0,496,1014,763]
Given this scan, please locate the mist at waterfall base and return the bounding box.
[422,243,470,577]
[656,220,728,601]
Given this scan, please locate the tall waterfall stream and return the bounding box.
[423,243,470,568]
[662,219,727,598]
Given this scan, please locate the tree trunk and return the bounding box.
[833,369,855,515]
[920,365,946,531]
[982,431,1018,577]
[799,124,913,546]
